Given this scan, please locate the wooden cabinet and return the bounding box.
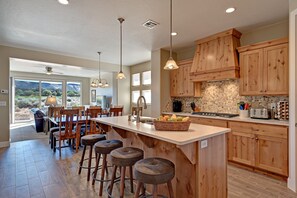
[238,38,288,95]
[170,59,201,97]
[228,122,255,166]
[228,121,288,176]
[191,117,228,127]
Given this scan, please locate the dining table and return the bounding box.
[49,115,90,150]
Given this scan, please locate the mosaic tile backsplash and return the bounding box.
[166,79,288,114]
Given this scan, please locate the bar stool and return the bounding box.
[108,147,144,198]
[92,139,123,196]
[134,157,175,198]
[78,134,106,181]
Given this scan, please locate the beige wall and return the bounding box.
[176,19,289,61]
[290,0,297,12]
[116,66,131,115]
[0,45,130,146]
[130,61,151,116]
[241,20,289,45]
[151,49,175,118]
[0,46,10,147]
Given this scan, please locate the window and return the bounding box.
[41,81,63,107]
[142,90,151,104]
[130,68,151,109]
[142,71,151,85]
[132,90,140,104]
[132,73,140,86]
[66,82,81,107]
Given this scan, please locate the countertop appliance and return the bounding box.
[250,108,271,119]
[172,100,182,112]
[192,112,239,118]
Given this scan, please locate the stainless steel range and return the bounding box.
[192,112,239,118]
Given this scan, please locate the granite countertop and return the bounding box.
[92,116,230,146]
[163,112,289,126]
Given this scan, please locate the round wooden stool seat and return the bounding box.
[81,134,106,146]
[94,139,123,154]
[134,158,175,185]
[111,147,144,167]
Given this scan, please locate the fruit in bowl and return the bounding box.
[157,114,190,122]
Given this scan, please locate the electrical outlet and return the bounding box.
[201,140,208,149]
[270,103,276,109]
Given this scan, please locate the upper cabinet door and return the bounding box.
[263,44,289,95]
[170,59,194,97]
[182,64,194,96]
[240,49,263,95]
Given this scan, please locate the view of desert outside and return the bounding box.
[14,79,81,122]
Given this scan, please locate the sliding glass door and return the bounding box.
[13,78,81,123]
[14,79,40,121]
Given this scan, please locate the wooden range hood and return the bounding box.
[190,28,242,82]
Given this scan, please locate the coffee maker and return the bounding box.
[172,100,182,112]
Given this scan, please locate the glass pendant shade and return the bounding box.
[164,57,178,70]
[116,71,126,79]
[91,81,97,88]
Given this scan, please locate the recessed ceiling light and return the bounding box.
[58,0,69,5]
[171,32,178,36]
[226,7,236,13]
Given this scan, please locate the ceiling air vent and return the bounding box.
[142,19,159,29]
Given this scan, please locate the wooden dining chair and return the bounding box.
[48,106,64,148]
[48,106,64,126]
[53,109,80,157]
[109,107,123,117]
[72,106,85,117]
[85,108,102,135]
[131,107,142,116]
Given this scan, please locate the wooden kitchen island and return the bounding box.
[93,116,231,198]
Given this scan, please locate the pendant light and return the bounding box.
[116,18,126,79]
[164,0,179,70]
[91,52,109,88]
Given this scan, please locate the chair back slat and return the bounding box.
[59,109,79,137]
[85,108,102,134]
[48,106,64,118]
[109,107,123,117]
[90,106,101,109]
[72,106,85,117]
[131,107,142,116]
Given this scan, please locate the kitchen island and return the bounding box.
[93,116,231,198]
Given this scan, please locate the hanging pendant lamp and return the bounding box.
[164,0,179,70]
[116,18,126,79]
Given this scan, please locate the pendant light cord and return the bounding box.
[120,19,123,72]
[98,52,101,81]
[170,0,173,58]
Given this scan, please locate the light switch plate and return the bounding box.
[0,101,6,107]
[201,140,208,149]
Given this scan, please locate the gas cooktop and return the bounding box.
[192,112,239,118]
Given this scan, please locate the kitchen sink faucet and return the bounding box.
[136,96,147,123]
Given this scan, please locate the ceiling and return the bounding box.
[10,58,108,78]
[0,0,289,66]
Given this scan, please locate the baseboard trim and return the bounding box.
[0,141,10,148]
